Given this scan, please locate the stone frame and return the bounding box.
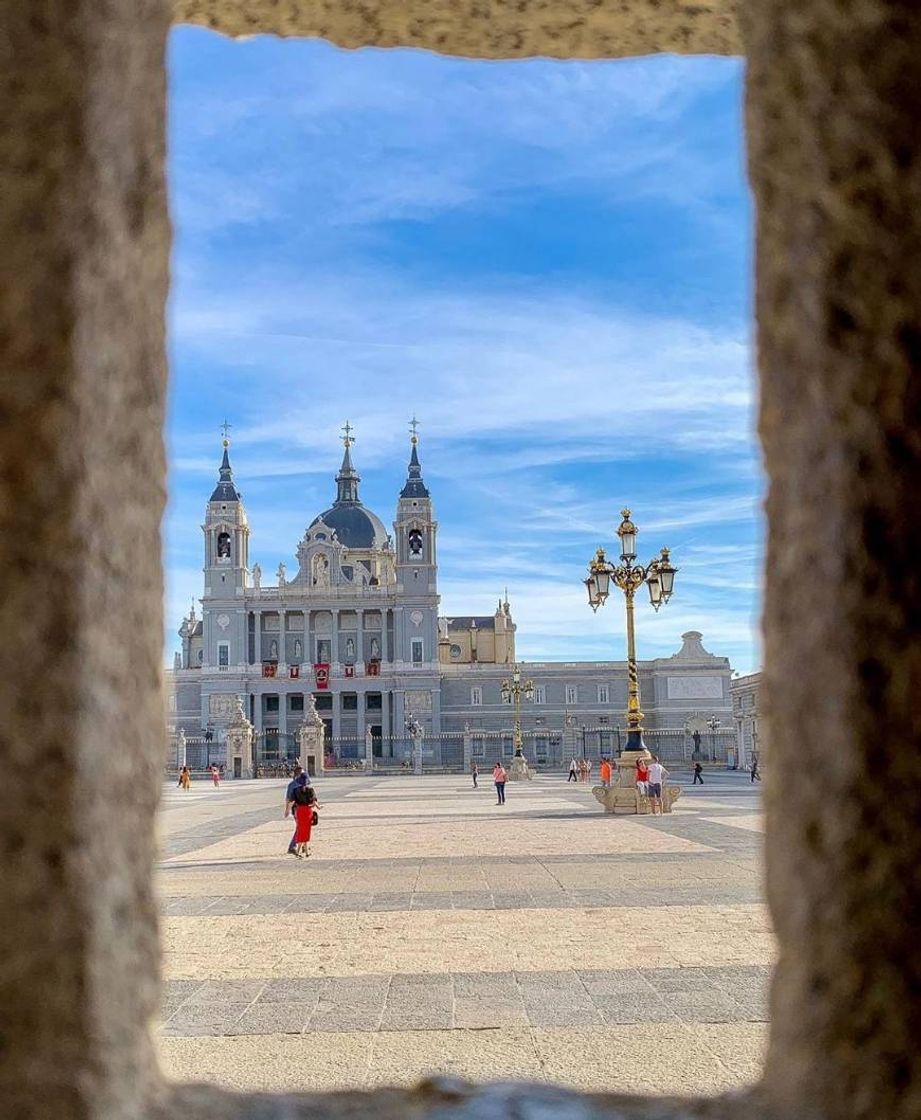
[3,1,918,1118]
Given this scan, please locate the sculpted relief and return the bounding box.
[666,676,723,700]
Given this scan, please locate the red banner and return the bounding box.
[314,663,330,689]
[289,664,300,679]
[262,662,277,678]
[344,664,355,678]
[366,659,380,677]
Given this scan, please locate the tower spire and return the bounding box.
[400,417,430,499]
[335,421,360,504]
[210,422,240,502]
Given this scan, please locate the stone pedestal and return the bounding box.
[591,749,681,814]
[224,698,254,779]
[365,726,374,774]
[507,753,533,781]
[299,695,325,778]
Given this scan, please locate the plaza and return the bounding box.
[156,770,769,1094]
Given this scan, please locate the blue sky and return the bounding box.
[166,29,761,671]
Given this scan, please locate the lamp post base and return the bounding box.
[507,754,533,781]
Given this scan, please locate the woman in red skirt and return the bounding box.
[291,774,317,859]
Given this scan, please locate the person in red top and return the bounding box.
[291,775,318,859]
[493,761,508,805]
[635,759,649,797]
[599,758,613,788]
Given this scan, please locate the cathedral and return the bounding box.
[166,427,736,772]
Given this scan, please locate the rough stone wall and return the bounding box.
[172,0,741,59]
[0,0,171,1116]
[4,0,921,1118]
[744,3,921,1119]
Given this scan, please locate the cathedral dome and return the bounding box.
[309,503,388,549]
[309,431,389,550]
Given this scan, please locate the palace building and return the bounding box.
[165,428,735,771]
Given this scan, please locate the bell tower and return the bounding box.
[394,418,437,594]
[202,424,250,599]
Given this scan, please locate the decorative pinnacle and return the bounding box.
[220,419,232,447]
[341,420,355,449]
[621,507,631,519]
[409,416,420,445]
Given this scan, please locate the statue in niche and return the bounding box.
[438,617,449,640]
[277,561,286,587]
[294,639,302,661]
[216,532,231,559]
[346,637,355,661]
[313,553,330,588]
[252,563,262,588]
[270,640,278,660]
[370,637,381,660]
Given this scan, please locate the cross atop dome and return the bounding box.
[220,418,232,447]
[409,416,420,445]
[341,420,355,449]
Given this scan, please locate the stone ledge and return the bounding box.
[171,0,741,60]
[157,1078,762,1120]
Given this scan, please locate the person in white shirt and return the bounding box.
[568,757,578,783]
[646,756,669,815]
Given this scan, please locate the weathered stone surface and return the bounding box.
[744,3,921,1119]
[172,0,741,61]
[0,0,170,1117]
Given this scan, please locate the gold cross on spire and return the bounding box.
[220,419,232,447]
[341,420,355,448]
[409,416,420,444]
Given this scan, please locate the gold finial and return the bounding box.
[341,420,355,449]
[220,419,232,448]
[409,416,420,444]
[621,507,631,520]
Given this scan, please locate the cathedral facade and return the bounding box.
[165,430,736,771]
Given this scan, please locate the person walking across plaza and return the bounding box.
[283,765,309,855]
[471,761,479,789]
[290,773,318,858]
[210,763,221,788]
[751,756,761,782]
[568,757,578,783]
[493,761,508,805]
[693,761,704,785]
[599,757,613,788]
[178,765,191,791]
[647,755,669,815]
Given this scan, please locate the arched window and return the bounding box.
[408,528,424,556]
[216,531,231,560]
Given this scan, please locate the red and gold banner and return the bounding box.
[366,659,380,677]
[262,662,277,678]
[289,664,300,679]
[344,664,355,678]
[314,663,330,689]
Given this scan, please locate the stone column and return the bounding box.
[745,3,921,1114]
[365,724,374,772]
[463,724,473,772]
[0,2,170,1115]
[278,608,286,668]
[224,698,254,779]
[356,609,365,665]
[331,609,339,671]
[254,609,262,663]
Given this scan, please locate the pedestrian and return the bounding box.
[599,757,613,788]
[290,774,318,859]
[693,761,704,785]
[751,757,761,782]
[635,757,649,798]
[471,761,479,789]
[493,760,508,805]
[283,765,308,855]
[210,763,220,788]
[178,765,191,791]
[585,758,593,783]
[568,757,578,783]
[647,754,669,815]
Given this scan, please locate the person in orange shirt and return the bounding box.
[599,757,613,788]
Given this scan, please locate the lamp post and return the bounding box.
[707,715,721,760]
[584,509,677,754]
[500,664,534,757]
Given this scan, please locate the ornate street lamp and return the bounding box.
[405,712,424,775]
[501,664,534,756]
[584,509,678,753]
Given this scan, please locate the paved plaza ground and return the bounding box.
[155,769,771,1095]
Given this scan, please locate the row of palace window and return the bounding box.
[261,692,384,714]
[217,638,424,668]
[469,684,613,707]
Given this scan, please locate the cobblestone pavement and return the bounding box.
[156,771,770,1095]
